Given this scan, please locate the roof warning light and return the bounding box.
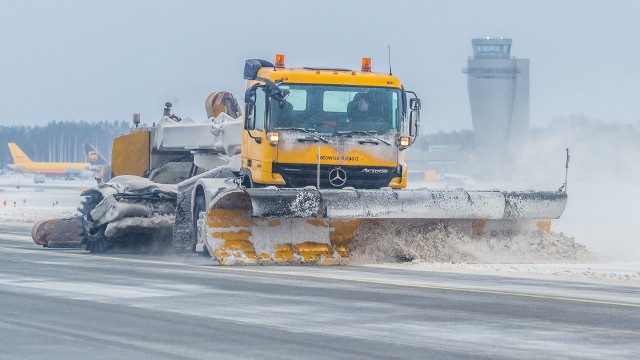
[361,57,371,72]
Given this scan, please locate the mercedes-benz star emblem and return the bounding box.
[328,167,347,187]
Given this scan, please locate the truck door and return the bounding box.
[242,86,279,185]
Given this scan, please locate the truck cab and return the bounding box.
[242,55,420,189]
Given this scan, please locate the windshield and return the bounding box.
[269,84,402,134]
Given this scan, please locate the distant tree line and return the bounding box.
[0,120,130,168]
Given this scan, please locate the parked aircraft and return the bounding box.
[7,142,109,177]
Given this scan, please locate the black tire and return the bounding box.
[192,195,206,252]
[79,190,108,253]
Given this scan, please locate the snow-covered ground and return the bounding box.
[372,177,639,285]
[2,173,638,286]
[0,174,87,223]
[373,261,640,285]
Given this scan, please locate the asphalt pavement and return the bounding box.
[1,224,639,359]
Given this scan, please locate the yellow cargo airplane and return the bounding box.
[7,142,108,177]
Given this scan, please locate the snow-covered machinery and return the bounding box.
[32,176,177,251]
[31,91,242,252]
[32,55,568,264]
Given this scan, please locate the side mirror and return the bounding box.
[407,94,421,138]
[244,90,256,130]
[409,98,421,111]
[409,109,420,138]
[244,103,256,130]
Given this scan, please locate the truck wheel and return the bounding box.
[193,195,206,252]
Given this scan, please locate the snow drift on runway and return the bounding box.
[512,117,640,259]
[350,221,593,264]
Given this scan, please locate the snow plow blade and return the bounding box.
[203,188,568,265]
[31,216,85,248]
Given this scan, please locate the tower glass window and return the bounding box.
[474,44,511,58]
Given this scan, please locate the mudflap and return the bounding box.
[203,187,568,265]
[31,216,85,248]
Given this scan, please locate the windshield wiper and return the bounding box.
[336,130,391,146]
[276,127,329,143]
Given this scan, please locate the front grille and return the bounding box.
[273,163,398,189]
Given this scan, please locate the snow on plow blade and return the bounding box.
[204,187,568,265]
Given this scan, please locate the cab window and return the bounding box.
[254,87,266,131]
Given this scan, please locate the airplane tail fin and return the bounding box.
[83,143,110,165]
[8,143,33,164]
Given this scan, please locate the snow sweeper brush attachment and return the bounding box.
[201,187,568,265]
[31,176,178,253]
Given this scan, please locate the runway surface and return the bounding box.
[1,224,639,359]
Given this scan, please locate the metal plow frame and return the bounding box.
[204,187,568,265]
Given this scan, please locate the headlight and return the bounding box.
[268,132,279,146]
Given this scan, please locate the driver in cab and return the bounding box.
[347,93,374,122]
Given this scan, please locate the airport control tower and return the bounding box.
[463,38,529,168]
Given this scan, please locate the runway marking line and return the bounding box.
[4,246,639,308]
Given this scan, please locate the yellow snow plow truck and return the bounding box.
[32,55,568,264]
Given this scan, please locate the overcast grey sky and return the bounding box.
[1,0,639,132]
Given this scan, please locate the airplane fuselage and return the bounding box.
[6,142,108,177]
[8,162,91,176]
